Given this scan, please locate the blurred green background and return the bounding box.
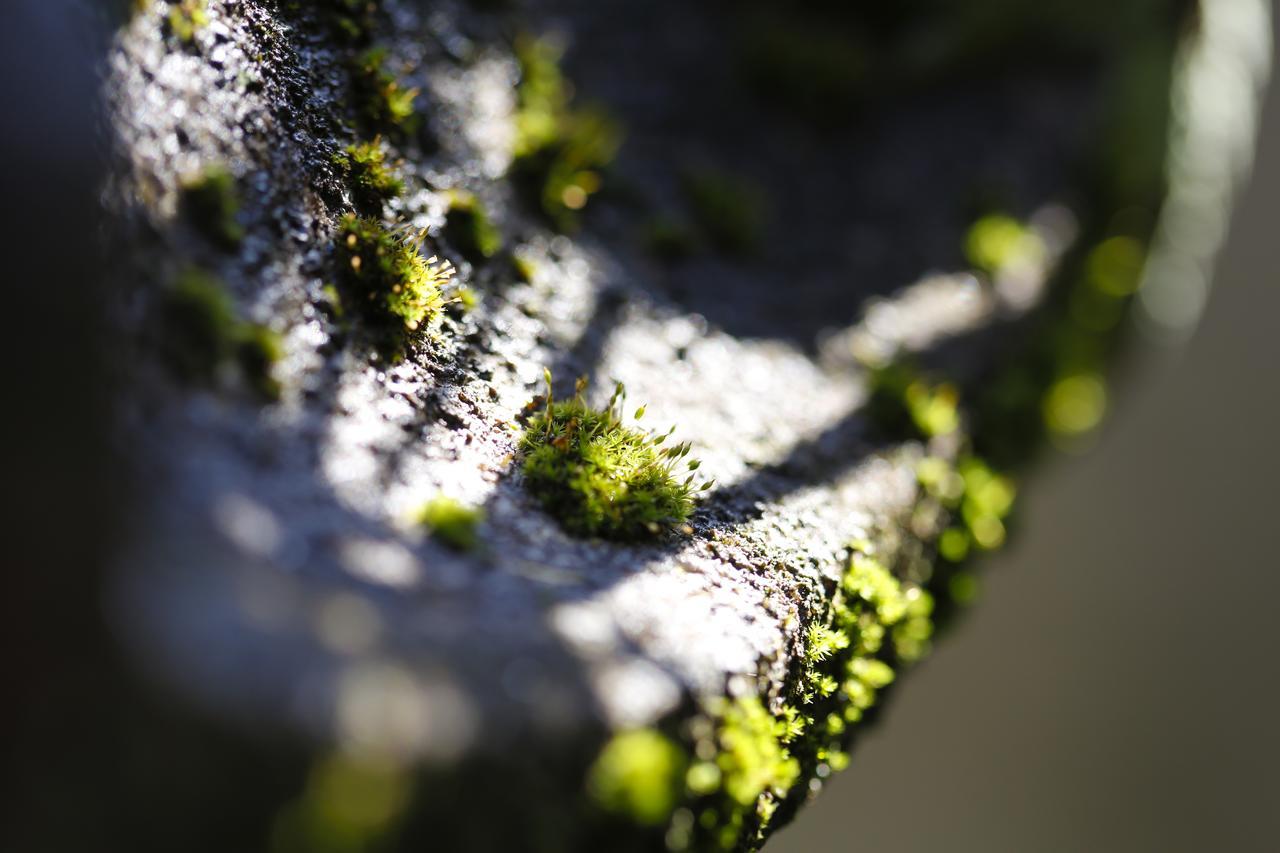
[774,16,1280,852]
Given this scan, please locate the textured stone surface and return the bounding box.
[94,0,1267,849]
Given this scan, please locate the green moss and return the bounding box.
[866,362,960,440]
[442,191,503,262]
[166,0,208,44]
[682,170,766,257]
[318,0,379,43]
[181,165,244,250]
[158,268,282,399]
[352,48,419,137]
[512,35,623,231]
[714,697,799,810]
[587,730,688,827]
[964,214,1046,276]
[335,214,453,334]
[520,374,705,540]
[334,139,404,211]
[417,497,484,551]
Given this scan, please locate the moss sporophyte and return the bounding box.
[520,373,710,541]
[335,214,454,333]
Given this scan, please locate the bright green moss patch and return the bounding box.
[417,496,484,551]
[965,214,1046,276]
[181,165,244,250]
[352,48,419,137]
[512,35,622,231]
[335,214,453,333]
[587,730,688,827]
[334,139,403,211]
[442,190,503,261]
[158,268,282,399]
[520,375,705,540]
[166,0,208,44]
[713,697,799,810]
[682,169,766,256]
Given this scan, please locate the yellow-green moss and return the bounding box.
[964,214,1046,276]
[352,48,419,137]
[520,374,706,540]
[417,496,484,551]
[587,730,688,827]
[335,214,453,333]
[166,0,208,44]
[866,362,960,440]
[334,139,404,211]
[512,35,622,231]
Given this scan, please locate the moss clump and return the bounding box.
[587,730,688,827]
[181,165,244,250]
[520,374,705,540]
[335,214,453,333]
[442,191,503,262]
[964,214,1046,276]
[319,0,379,43]
[682,170,766,256]
[166,0,208,44]
[352,48,420,137]
[334,139,404,211]
[866,362,960,440]
[417,497,484,551]
[157,268,282,399]
[512,35,622,231]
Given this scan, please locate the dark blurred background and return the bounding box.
[775,16,1280,853]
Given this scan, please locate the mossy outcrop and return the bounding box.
[39,0,1267,851]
